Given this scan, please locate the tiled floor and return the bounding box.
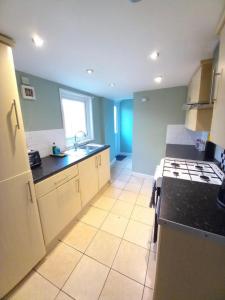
[7,156,157,300]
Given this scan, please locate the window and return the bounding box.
[60,89,93,147]
[114,105,118,134]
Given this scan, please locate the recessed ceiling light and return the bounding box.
[109,83,115,87]
[32,34,44,47]
[86,69,94,75]
[154,76,163,83]
[149,51,159,60]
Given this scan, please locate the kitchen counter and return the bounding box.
[32,145,110,183]
[165,144,207,160]
[159,177,225,240]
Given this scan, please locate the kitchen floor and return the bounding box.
[7,156,156,300]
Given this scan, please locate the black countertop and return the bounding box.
[159,177,225,240]
[165,144,207,161]
[32,145,110,184]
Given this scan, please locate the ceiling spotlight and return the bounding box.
[141,98,148,103]
[149,51,159,60]
[32,34,44,47]
[109,83,115,87]
[86,69,94,75]
[154,76,163,83]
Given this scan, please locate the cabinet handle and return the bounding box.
[27,180,34,203]
[54,175,68,186]
[98,155,102,166]
[13,99,20,129]
[95,156,98,168]
[210,69,222,104]
[76,179,80,192]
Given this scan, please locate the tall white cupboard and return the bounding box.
[0,35,46,298]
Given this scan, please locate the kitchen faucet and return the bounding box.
[74,130,87,150]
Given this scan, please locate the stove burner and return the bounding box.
[173,171,179,176]
[171,162,180,168]
[195,165,203,170]
[200,175,210,182]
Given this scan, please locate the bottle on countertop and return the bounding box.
[52,142,60,155]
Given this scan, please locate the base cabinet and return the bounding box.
[79,155,99,207]
[79,148,110,207]
[153,226,225,300]
[0,171,46,299]
[37,176,81,246]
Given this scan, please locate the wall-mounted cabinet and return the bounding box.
[185,59,213,131]
[211,21,225,148]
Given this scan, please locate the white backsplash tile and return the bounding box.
[166,124,208,146]
[25,129,66,158]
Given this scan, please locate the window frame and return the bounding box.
[59,88,94,148]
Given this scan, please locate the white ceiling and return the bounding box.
[0,0,224,100]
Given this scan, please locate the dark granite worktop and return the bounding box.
[32,145,110,184]
[159,177,225,240]
[165,144,207,161]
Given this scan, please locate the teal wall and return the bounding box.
[133,86,187,175]
[102,99,116,161]
[16,70,116,159]
[120,99,133,153]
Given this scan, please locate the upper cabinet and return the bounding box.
[185,59,213,131]
[187,59,213,104]
[211,21,225,148]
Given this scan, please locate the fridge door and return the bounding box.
[0,171,46,298]
[0,43,30,181]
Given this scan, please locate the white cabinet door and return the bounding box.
[79,155,99,207]
[0,171,46,298]
[211,25,225,148]
[56,177,81,231]
[38,177,81,246]
[98,149,110,190]
[0,43,30,181]
[37,189,61,246]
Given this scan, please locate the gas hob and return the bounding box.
[155,158,224,188]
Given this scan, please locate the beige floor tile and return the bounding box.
[92,196,116,211]
[62,222,97,252]
[111,201,134,218]
[131,205,155,226]
[116,174,131,183]
[86,231,121,266]
[145,251,157,289]
[136,194,150,207]
[140,186,152,197]
[112,240,148,284]
[55,291,74,300]
[63,255,109,300]
[36,242,82,288]
[118,190,138,204]
[103,186,122,199]
[101,213,129,238]
[129,176,144,185]
[79,207,108,228]
[99,270,143,300]
[124,220,151,249]
[142,287,153,300]
[124,182,142,193]
[111,179,126,189]
[8,271,59,300]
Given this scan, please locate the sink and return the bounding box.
[65,144,103,156]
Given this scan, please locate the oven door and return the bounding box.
[153,187,161,243]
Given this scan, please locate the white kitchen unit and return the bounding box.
[211,16,225,149]
[0,36,46,298]
[79,148,110,207]
[35,165,81,246]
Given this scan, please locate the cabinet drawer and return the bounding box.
[35,164,79,198]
